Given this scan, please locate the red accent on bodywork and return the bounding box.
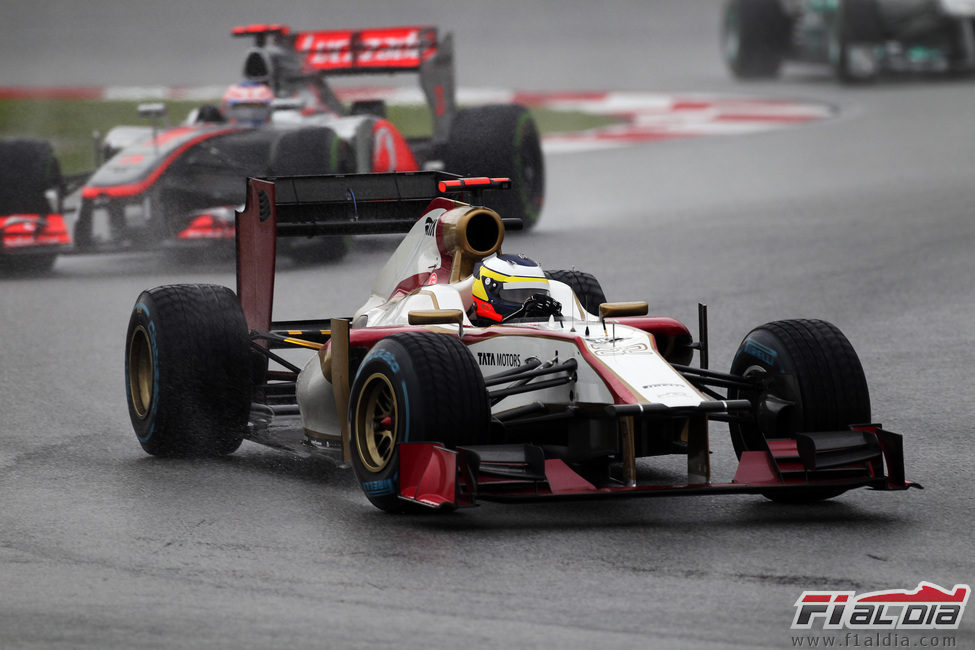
[767,438,799,457]
[604,316,690,342]
[387,272,436,300]
[236,179,277,333]
[732,451,783,486]
[573,339,650,405]
[81,127,240,199]
[177,213,236,240]
[434,85,445,116]
[544,459,597,494]
[148,126,200,147]
[118,154,145,165]
[347,325,445,349]
[1,214,71,249]
[232,24,290,37]
[765,440,805,473]
[442,177,491,188]
[438,177,510,193]
[398,443,458,508]
[371,119,418,172]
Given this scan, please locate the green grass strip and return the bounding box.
[0,99,616,175]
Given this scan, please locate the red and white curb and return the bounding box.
[513,91,834,153]
[1,85,835,154]
[330,86,835,153]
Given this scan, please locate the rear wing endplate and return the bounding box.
[235,171,510,332]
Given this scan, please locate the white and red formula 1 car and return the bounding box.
[124,171,916,513]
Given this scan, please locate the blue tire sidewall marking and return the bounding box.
[366,348,400,374]
[400,379,409,444]
[353,346,411,494]
[362,478,396,497]
[734,335,781,373]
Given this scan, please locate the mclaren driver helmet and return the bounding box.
[472,253,554,323]
[221,81,274,126]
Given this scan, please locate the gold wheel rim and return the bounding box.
[128,325,154,419]
[353,373,398,473]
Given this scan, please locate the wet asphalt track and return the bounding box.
[2,2,974,648]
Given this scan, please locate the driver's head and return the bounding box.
[472,253,550,323]
[221,81,274,126]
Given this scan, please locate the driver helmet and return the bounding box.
[472,253,550,323]
[221,81,274,126]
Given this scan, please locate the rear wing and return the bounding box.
[294,26,439,74]
[232,24,457,143]
[236,171,511,332]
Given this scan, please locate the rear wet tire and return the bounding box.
[721,0,791,79]
[125,284,253,457]
[269,127,353,264]
[443,105,545,230]
[545,269,606,315]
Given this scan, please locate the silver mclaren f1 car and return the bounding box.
[2,24,543,272]
[124,171,916,513]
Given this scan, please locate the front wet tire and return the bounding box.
[729,319,871,502]
[348,333,489,512]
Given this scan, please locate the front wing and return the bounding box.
[397,424,917,509]
[0,214,71,254]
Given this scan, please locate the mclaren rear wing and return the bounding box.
[295,26,440,74]
[295,26,456,143]
[233,24,456,143]
[235,171,511,332]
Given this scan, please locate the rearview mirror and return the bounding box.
[408,309,464,326]
[137,103,167,119]
[599,302,649,318]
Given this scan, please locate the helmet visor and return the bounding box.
[228,103,272,124]
[499,280,550,304]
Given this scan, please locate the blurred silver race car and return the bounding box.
[722,0,975,81]
[1,24,543,272]
[124,171,916,513]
